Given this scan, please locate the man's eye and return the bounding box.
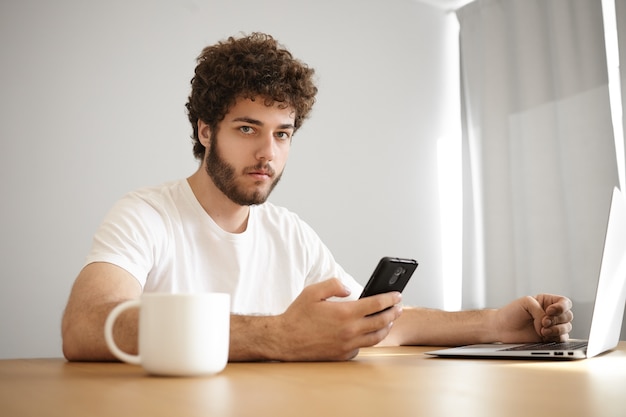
[240,126,254,134]
[276,132,291,140]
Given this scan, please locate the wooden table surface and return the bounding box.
[1,343,625,417]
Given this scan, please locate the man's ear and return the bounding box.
[198,120,211,148]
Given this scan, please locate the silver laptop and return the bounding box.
[427,186,626,360]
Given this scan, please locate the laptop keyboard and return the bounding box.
[502,341,588,352]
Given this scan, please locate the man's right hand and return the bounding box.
[270,278,403,361]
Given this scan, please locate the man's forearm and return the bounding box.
[382,307,499,347]
[63,309,278,362]
[228,314,286,361]
[62,263,144,362]
[62,302,139,361]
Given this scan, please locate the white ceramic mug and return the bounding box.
[104,292,230,376]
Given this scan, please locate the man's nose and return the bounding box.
[255,133,275,161]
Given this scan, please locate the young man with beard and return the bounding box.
[62,33,573,362]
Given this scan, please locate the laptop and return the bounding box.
[426,186,626,360]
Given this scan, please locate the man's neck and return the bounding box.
[187,169,250,234]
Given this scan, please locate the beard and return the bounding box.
[204,132,283,206]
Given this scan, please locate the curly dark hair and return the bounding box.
[185,32,318,160]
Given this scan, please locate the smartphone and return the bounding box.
[359,257,418,299]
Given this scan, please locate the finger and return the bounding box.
[361,304,402,332]
[360,322,395,347]
[539,295,573,316]
[542,309,574,327]
[541,321,572,341]
[304,278,352,301]
[519,296,547,336]
[352,307,402,347]
[521,295,546,320]
[357,292,402,317]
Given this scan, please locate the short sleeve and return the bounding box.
[84,192,167,287]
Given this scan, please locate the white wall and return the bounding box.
[0,0,453,358]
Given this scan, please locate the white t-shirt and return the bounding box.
[85,179,362,314]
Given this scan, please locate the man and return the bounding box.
[62,32,573,362]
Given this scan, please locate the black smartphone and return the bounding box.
[359,257,418,299]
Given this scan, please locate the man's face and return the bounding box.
[201,98,295,206]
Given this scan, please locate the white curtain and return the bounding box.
[615,0,626,164]
[615,0,626,339]
[457,0,620,339]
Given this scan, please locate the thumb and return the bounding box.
[304,278,352,302]
[523,296,547,337]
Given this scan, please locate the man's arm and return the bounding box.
[381,294,573,347]
[62,262,143,361]
[62,270,403,362]
[229,279,403,361]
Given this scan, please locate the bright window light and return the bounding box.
[602,0,625,190]
[438,12,463,311]
[438,134,462,311]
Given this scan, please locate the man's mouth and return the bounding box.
[246,165,275,180]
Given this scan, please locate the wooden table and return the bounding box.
[2,343,625,417]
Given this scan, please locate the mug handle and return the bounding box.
[104,299,141,365]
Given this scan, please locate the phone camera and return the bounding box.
[389,267,405,285]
